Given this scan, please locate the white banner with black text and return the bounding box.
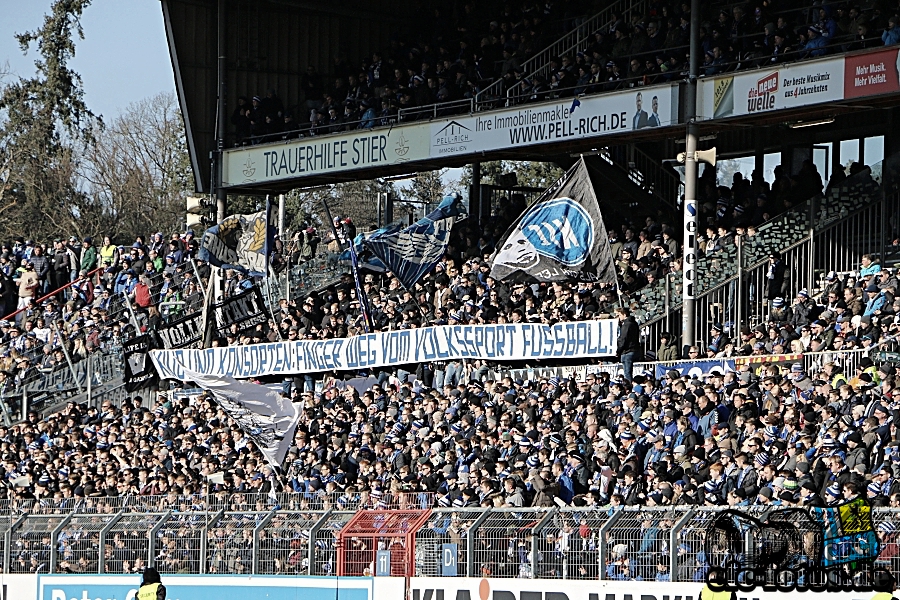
[150,320,617,380]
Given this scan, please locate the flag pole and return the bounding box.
[265,266,285,341]
[347,242,374,332]
[200,267,219,348]
[321,199,373,332]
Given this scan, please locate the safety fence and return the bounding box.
[2,504,898,578]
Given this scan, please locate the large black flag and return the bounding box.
[123,335,158,391]
[212,287,268,338]
[157,311,204,349]
[490,158,616,283]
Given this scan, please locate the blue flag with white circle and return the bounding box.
[490,158,617,283]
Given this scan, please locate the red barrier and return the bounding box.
[1,266,105,322]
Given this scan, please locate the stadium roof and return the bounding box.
[161,0,416,194]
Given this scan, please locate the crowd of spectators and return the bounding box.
[231,0,900,142]
[505,0,900,104]
[231,0,584,142]
[0,148,896,578]
[0,230,234,416]
[4,308,900,574]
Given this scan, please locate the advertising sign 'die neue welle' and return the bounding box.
[700,56,845,119]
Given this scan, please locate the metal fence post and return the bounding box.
[736,241,743,333]
[808,196,816,291]
[308,509,334,575]
[881,182,887,264]
[669,508,694,581]
[97,510,126,574]
[148,511,172,567]
[200,508,224,574]
[252,508,277,574]
[598,510,624,580]
[52,320,84,395]
[50,513,74,573]
[467,508,492,576]
[4,514,27,574]
[530,509,557,579]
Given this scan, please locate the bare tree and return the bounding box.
[81,92,193,242]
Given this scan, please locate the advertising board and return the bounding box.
[37,574,376,600]
[409,578,874,600]
[222,84,679,187]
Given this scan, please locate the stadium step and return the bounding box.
[634,156,895,345]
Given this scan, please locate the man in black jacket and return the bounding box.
[615,306,642,381]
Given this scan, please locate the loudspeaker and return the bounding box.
[695,147,717,165]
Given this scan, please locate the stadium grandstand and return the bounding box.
[2,0,900,597]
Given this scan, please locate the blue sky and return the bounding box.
[0,1,174,121]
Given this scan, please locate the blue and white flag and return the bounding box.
[197,202,275,277]
[490,158,616,283]
[338,234,387,271]
[365,193,465,289]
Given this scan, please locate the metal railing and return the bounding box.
[489,346,873,385]
[634,154,898,354]
[622,145,681,210]
[398,99,475,123]
[476,0,647,105]
[595,146,681,211]
[0,265,105,323]
[4,504,898,578]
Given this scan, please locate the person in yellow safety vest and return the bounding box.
[849,357,882,390]
[699,584,736,600]
[137,567,166,600]
[872,570,897,600]
[701,570,737,600]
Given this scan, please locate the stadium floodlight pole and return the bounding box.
[215,0,227,223]
[681,0,702,350]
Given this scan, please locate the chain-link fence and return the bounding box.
[534,507,613,580]
[312,511,356,576]
[105,512,167,574]
[154,510,219,575]
[2,504,898,578]
[415,508,486,577]
[257,510,326,575]
[56,512,119,574]
[7,514,70,573]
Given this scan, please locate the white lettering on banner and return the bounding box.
[150,321,617,379]
[223,85,679,186]
[409,578,873,600]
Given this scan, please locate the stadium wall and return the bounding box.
[8,575,882,600]
[0,575,36,600]
[410,579,875,600]
[34,574,404,600]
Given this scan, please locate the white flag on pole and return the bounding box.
[184,369,300,468]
